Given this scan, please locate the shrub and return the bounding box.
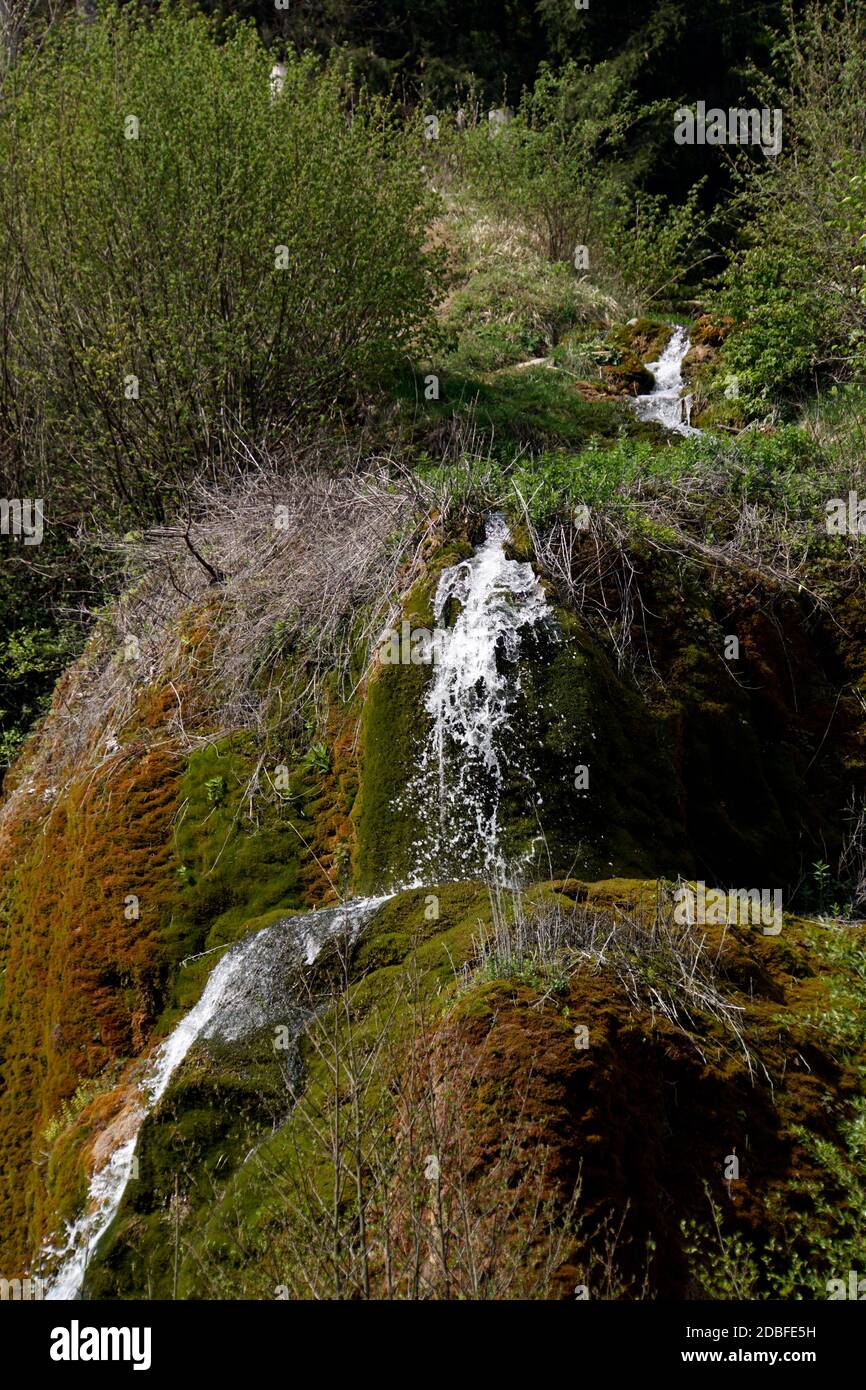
[714,3,866,408]
[0,622,76,769]
[0,2,440,522]
[456,61,640,262]
[604,182,709,310]
[715,239,834,410]
[455,61,706,311]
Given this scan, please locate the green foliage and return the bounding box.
[695,916,866,1297]
[41,1076,116,1152]
[836,153,866,371]
[458,60,642,265]
[684,1085,866,1296]
[0,2,440,522]
[713,4,866,409]
[204,776,228,808]
[715,240,833,409]
[682,1192,815,1300]
[604,182,709,309]
[396,361,635,459]
[455,62,706,311]
[509,437,691,522]
[0,622,76,768]
[303,743,331,777]
[797,918,866,1052]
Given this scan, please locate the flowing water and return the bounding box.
[43,516,556,1297]
[43,897,387,1299]
[632,325,701,436]
[404,512,553,883]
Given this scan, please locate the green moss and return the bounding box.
[45,1125,91,1228]
[351,554,470,893]
[608,318,673,361]
[0,735,180,1270]
[82,882,491,1298]
[152,738,327,1033]
[72,881,866,1299]
[83,1030,289,1300]
[516,612,686,877]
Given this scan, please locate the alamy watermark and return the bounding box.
[827,1269,866,1299]
[0,497,43,545]
[674,102,782,158]
[1,1275,46,1299]
[376,620,446,666]
[49,1321,151,1371]
[674,881,782,935]
[826,491,866,535]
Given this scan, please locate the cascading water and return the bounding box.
[404,512,553,883]
[42,896,387,1300]
[42,518,554,1296]
[632,325,701,436]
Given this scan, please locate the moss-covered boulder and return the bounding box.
[599,319,673,395]
[76,882,866,1300]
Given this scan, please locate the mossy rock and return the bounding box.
[692,313,735,348]
[80,883,492,1298]
[502,611,689,879]
[158,734,342,1026]
[82,1030,291,1300]
[351,548,471,893]
[600,355,654,396]
[79,883,866,1299]
[603,319,673,388]
[681,341,716,381]
[354,564,694,890]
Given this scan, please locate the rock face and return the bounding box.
[2,495,866,1297]
[682,314,736,386]
[599,320,674,396]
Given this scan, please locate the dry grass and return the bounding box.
[2,444,438,814]
[470,880,760,1077]
[520,461,856,685]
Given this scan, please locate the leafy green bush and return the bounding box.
[715,240,834,410]
[454,61,705,311]
[457,60,639,265]
[604,183,708,310]
[0,623,76,769]
[713,4,866,410]
[0,2,440,521]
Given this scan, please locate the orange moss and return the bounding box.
[0,738,181,1270]
[391,912,855,1297]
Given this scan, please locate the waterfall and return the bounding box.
[41,519,554,1296]
[42,896,388,1300]
[632,325,701,436]
[405,513,553,883]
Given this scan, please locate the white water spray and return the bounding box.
[406,513,552,882]
[43,897,387,1300]
[632,325,701,436]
